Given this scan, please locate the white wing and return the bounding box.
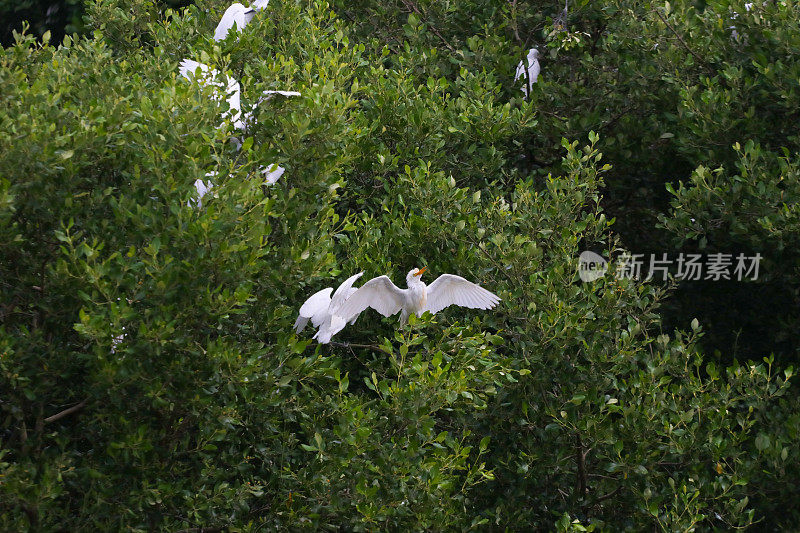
[514,48,540,98]
[179,59,224,95]
[424,274,500,315]
[314,273,366,343]
[191,177,214,208]
[330,272,364,311]
[337,275,405,320]
[313,314,346,344]
[295,287,333,332]
[344,287,360,324]
[315,289,360,342]
[258,90,301,100]
[214,4,250,41]
[514,59,526,82]
[250,0,270,10]
[223,76,243,129]
[179,59,211,79]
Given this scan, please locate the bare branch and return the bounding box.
[575,434,588,499]
[653,8,712,71]
[44,399,88,424]
[329,341,393,357]
[399,0,456,52]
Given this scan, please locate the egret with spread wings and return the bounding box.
[337,267,500,326]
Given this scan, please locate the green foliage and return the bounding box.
[1,0,799,530]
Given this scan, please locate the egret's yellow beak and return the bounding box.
[414,266,427,277]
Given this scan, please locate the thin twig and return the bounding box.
[593,484,622,504]
[329,341,393,357]
[653,8,712,71]
[575,434,588,499]
[44,399,88,424]
[399,0,456,52]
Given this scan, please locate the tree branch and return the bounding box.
[329,341,393,357]
[399,0,456,52]
[575,434,588,499]
[593,484,622,504]
[44,399,88,424]
[653,8,712,71]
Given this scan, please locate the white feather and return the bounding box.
[424,274,501,314]
[214,3,256,41]
[313,273,364,343]
[294,287,334,333]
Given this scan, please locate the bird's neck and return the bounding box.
[406,279,425,290]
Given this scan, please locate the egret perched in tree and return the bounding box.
[179,60,300,133]
[295,272,364,343]
[189,165,281,209]
[192,173,215,208]
[514,48,540,99]
[261,164,285,184]
[244,89,301,130]
[179,59,246,130]
[337,267,500,326]
[213,0,272,41]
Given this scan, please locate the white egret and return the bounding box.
[295,272,364,343]
[179,59,246,130]
[240,89,301,129]
[261,164,285,184]
[213,0,272,41]
[192,174,214,208]
[514,48,540,99]
[337,267,500,326]
[191,165,281,208]
[214,3,252,41]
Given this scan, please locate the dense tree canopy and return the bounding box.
[2,0,799,530]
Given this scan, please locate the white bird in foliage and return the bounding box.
[179,59,246,130]
[295,272,364,343]
[213,0,272,41]
[179,60,300,134]
[191,173,215,208]
[514,48,540,98]
[337,267,501,326]
[242,89,301,130]
[261,164,285,184]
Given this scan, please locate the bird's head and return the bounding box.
[406,266,427,284]
[529,48,540,60]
